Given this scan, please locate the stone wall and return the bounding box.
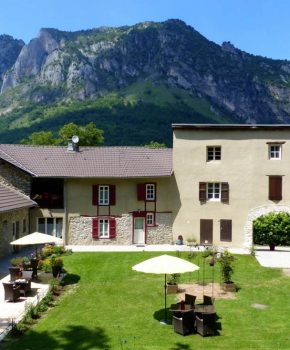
[243,204,290,248]
[0,161,31,195]
[0,208,30,258]
[69,214,132,245]
[147,213,173,244]
[68,212,173,245]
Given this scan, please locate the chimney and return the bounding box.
[67,135,79,152]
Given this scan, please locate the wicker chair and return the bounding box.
[185,293,196,307]
[2,282,21,302]
[203,295,214,305]
[9,267,22,281]
[195,312,216,337]
[172,312,195,336]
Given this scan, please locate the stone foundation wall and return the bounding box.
[243,204,290,248]
[147,213,173,244]
[68,212,173,245]
[69,214,132,245]
[0,208,30,258]
[0,162,31,195]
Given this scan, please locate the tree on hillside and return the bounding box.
[59,122,104,146]
[144,140,167,148]
[22,122,104,146]
[21,131,58,145]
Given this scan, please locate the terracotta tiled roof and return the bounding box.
[0,145,173,178]
[0,184,36,212]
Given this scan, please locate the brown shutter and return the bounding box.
[221,182,229,203]
[109,218,116,238]
[220,219,232,242]
[92,218,99,239]
[109,185,116,205]
[200,219,213,244]
[269,176,282,200]
[137,184,146,201]
[92,185,99,205]
[199,182,207,202]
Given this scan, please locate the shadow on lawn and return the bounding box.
[62,273,80,285]
[7,325,109,350]
[170,344,192,350]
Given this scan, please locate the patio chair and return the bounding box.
[185,293,196,307]
[15,278,32,296]
[172,312,195,336]
[9,267,22,281]
[195,312,216,337]
[2,282,21,302]
[203,295,214,305]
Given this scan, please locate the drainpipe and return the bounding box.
[63,178,68,246]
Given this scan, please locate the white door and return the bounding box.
[134,217,145,244]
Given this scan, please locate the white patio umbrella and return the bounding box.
[132,254,199,323]
[10,232,63,246]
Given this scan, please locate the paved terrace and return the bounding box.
[0,244,289,341]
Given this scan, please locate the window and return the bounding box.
[99,185,109,205]
[99,219,109,238]
[146,213,155,226]
[220,219,232,242]
[269,144,282,160]
[199,182,229,203]
[207,146,221,161]
[269,176,282,200]
[37,218,63,237]
[92,217,116,239]
[92,185,116,206]
[207,183,220,200]
[146,184,155,201]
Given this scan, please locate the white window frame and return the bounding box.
[99,185,109,205]
[207,183,221,201]
[269,144,282,160]
[99,218,109,238]
[207,146,221,161]
[146,213,154,226]
[146,184,155,201]
[37,217,63,237]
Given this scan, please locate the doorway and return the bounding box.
[134,217,145,244]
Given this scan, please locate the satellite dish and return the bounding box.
[72,135,79,144]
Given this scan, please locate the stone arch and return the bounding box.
[243,204,290,248]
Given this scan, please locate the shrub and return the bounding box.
[218,250,236,283]
[38,258,52,272]
[253,212,290,248]
[10,256,29,267]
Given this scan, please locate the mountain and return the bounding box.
[1,19,290,145]
[0,35,24,85]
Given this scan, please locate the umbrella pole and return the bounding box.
[160,274,168,324]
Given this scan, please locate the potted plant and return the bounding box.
[218,250,236,292]
[51,255,63,278]
[186,236,197,246]
[202,247,217,266]
[166,273,180,294]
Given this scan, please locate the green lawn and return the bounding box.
[2,252,290,350]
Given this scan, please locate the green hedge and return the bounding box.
[253,212,290,247]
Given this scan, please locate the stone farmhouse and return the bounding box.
[0,124,290,257]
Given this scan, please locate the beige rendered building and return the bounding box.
[172,124,290,249]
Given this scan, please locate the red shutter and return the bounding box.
[92,218,99,239]
[92,185,99,205]
[109,217,116,238]
[137,184,146,201]
[109,185,116,205]
[199,182,207,202]
[221,182,229,203]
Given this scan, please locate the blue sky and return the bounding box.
[1,0,290,60]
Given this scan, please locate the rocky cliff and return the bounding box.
[1,19,290,144]
[0,35,24,85]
